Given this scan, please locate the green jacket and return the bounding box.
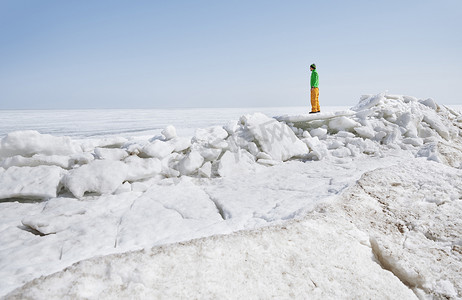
[311,69,319,88]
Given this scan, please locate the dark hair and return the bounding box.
[310,64,316,69]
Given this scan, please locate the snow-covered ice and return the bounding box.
[6,214,418,300]
[63,160,129,198]
[0,94,461,299]
[0,166,64,200]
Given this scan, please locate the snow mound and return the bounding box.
[161,125,177,140]
[278,93,462,163]
[192,126,229,148]
[238,113,308,161]
[141,140,175,159]
[177,150,204,175]
[123,156,161,182]
[0,166,65,200]
[218,149,256,177]
[0,154,73,169]
[0,130,82,158]
[63,160,128,198]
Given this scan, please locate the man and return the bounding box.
[309,63,320,114]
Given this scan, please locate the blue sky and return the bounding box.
[0,0,461,109]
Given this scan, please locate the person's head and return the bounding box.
[310,63,316,71]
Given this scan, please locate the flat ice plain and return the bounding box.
[0,94,461,299]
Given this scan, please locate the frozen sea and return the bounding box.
[0,106,349,138]
[1,105,460,138]
[0,97,461,299]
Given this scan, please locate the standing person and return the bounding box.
[309,63,320,113]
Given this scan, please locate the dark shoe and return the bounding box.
[309,111,316,114]
[316,111,321,113]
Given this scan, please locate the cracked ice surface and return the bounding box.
[333,160,462,298]
[5,213,418,300]
[0,154,408,296]
[8,156,461,300]
[1,94,462,298]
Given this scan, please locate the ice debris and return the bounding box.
[0,93,460,199]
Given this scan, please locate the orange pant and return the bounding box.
[311,88,320,112]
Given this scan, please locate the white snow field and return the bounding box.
[1,106,344,140]
[1,94,461,299]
